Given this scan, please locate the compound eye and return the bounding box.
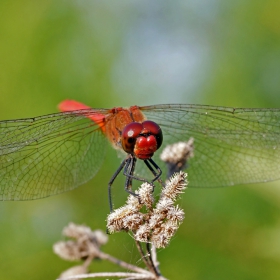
[142,120,163,149]
[121,122,143,153]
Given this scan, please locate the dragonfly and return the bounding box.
[1,100,280,209]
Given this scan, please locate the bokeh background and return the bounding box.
[1,1,280,279]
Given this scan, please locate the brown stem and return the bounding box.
[135,240,155,274]
[97,250,148,275]
[57,272,155,279]
[146,242,161,276]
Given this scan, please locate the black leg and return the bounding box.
[123,157,149,183]
[108,158,128,212]
[144,158,165,187]
[122,157,165,187]
[123,156,138,196]
[109,155,164,212]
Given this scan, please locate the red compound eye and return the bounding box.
[121,122,143,154]
[121,120,163,159]
[142,120,163,149]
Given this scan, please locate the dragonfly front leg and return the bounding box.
[144,158,165,188]
[123,155,138,196]
[108,157,128,213]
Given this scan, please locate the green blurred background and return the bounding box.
[1,1,280,279]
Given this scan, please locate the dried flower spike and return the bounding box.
[160,138,194,178]
[161,171,188,200]
[53,223,108,261]
[107,171,188,248]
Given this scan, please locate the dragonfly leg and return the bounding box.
[123,156,150,184]
[122,156,165,196]
[144,158,165,188]
[123,156,139,196]
[108,158,128,212]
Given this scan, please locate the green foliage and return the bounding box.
[1,1,280,279]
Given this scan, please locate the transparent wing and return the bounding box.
[0,109,109,200]
[141,104,280,188]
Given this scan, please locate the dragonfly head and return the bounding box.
[121,121,163,160]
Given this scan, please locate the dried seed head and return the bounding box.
[137,182,154,209]
[93,229,109,246]
[160,138,194,178]
[61,223,108,247]
[150,221,179,248]
[160,138,194,164]
[155,197,174,213]
[166,205,185,222]
[162,220,179,237]
[107,206,133,233]
[126,194,142,211]
[148,212,164,229]
[53,223,108,261]
[123,213,145,231]
[107,172,188,248]
[151,233,170,249]
[134,224,151,243]
[62,223,94,240]
[53,240,83,261]
[162,171,187,200]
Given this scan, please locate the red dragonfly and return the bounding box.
[1,100,280,206]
